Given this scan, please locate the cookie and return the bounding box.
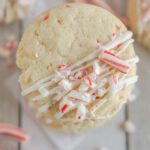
[0,0,34,24]
[16,3,139,133]
[128,0,150,50]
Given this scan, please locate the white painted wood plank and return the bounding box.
[77,108,126,150]
[0,22,20,150]
[128,43,150,150]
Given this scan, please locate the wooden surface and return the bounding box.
[0,0,149,150]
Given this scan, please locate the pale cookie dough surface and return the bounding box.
[17,3,136,133]
[128,0,150,50]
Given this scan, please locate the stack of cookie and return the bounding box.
[16,3,139,133]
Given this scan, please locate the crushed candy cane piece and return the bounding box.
[38,87,49,97]
[109,74,119,96]
[98,88,108,97]
[86,76,93,86]
[59,98,76,115]
[61,104,69,113]
[57,64,67,70]
[68,90,92,103]
[76,103,87,121]
[99,50,130,74]
[59,79,72,91]
[74,71,83,79]
[93,60,102,75]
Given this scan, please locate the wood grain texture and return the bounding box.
[128,43,150,150]
[0,22,21,150]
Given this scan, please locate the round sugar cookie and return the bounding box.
[16,3,139,133]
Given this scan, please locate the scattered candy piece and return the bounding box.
[109,74,118,96]
[0,123,30,142]
[59,79,72,91]
[57,64,67,70]
[120,120,136,133]
[93,60,102,75]
[58,98,76,115]
[0,45,11,58]
[76,103,87,121]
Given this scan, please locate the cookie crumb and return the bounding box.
[35,53,39,58]
[120,120,136,133]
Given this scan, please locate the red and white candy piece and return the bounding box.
[68,90,92,103]
[76,103,87,121]
[57,64,67,71]
[99,50,130,74]
[55,98,76,119]
[0,123,30,142]
[59,79,72,91]
[109,74,119,96]
[0,45,11,58]
[93,60,102,75]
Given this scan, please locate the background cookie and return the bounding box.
[128,0,150,50]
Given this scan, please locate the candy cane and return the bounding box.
[0,45,11,58]
[0,123,30,142]
[99,50,130,74]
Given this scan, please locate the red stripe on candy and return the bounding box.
[61,104,68,113]
[87,77,92,86]
[103,50,121,59]
[103,58,129,69]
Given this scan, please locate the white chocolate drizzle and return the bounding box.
[21,31,139,123]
